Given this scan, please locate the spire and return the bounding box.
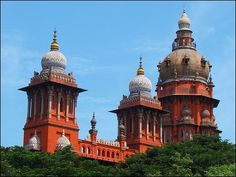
[50,30,59,51]
[62,129,65,136]
[178,9,190,30]
[172,9,196,51]
[90,112,97,130]
[137,56,144,75]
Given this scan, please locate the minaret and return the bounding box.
[89,112,97,144]
[157,10,221,144]
[111,57,168,153]
[20,31,86,153]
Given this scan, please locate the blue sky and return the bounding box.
[1,1,235,146]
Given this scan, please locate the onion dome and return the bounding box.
[159,49,211,83]
[27,130,40,151]
[182,106,191,117]
[41,30,67,74]
[178,9,190,30]
[129,57,152,97]
[158,9,213,83]
[56,130,71,150]
[202,109,210,118]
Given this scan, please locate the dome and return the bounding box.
[41,30,67,74]
[56,131,70,150]
[202,109,210,118]
[129,75,152,97]
[159,49,210,83]
[182,106,191,117]
[129,57,152,97]
[27,131,40,151]
[41,51,67,71]
[178,9,190,29]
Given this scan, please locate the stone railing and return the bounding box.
[84,135,120,147]
[120,95,160,106]
[96,139,120,147]
[30,71,76,84]
[177,116,195,124]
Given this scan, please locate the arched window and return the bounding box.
[39,94,42,115]
[97,149,100,156]
[107,151,110,158]
[102,150,105,157]
[69,98,73,113]
[116,152,119,159]
[87,147,90,154]
[83,146,86,153]
[189,130,193,140]
[60,97,63,112]
[52,95,55,110]
[111,152,115,158]
[129,117,132,133]
[149,119,151,132]
[181,129,184,140]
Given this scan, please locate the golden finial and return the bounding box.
[50,30,59,51]
[137,56,144,75]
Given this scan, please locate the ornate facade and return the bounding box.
[20,10,221,162]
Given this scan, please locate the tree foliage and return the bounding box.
[1,135,235,176]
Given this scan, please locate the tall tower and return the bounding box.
[111,58,168,153]
[20,31,86,152]
[156,10,221,143]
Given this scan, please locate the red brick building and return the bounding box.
[20,10,221,162]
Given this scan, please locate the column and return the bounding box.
[33,91,37,120]
[146,111,150,139]
[117,115,120,138]
[153,112,157,141]
[124,113,127,137]
[159,114,163,143]
[29,98,32,118]
[131,112,134,138]
[66,91,70,122]
[47,86,53,118]
[40,90,44,119]
[57,91,61,120]
[27,92,31,120]
[137,108,143,138]
[74,94,78,124]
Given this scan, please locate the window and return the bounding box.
[69,99,73,113]
[201,57,206,67]
[111,152,115,158]
[165,57,171,67]
[60,97,63,112]
[149,119,151,132]
[182,56,190,65]
[97,149,100,156]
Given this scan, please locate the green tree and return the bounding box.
[205,164,235,176]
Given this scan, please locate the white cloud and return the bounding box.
[1,32,42,88]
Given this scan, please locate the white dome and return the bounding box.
[182,106,191,117]
[129,75,152,97]
[178,10,190,29]
[27,133,40,151]
[202,109,210,118]
[56,133,70,150]
[41,50,67,73]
